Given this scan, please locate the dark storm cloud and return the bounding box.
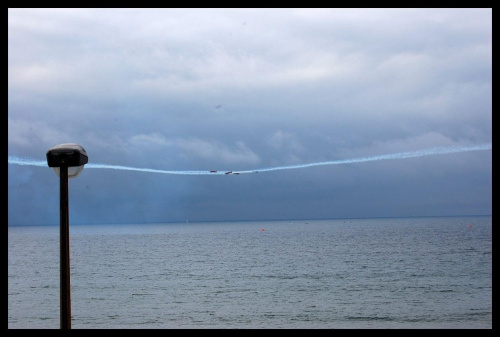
[8,8,491,225]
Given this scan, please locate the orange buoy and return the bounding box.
[261,228,265,231]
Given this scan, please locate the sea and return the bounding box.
[8,216,492,329]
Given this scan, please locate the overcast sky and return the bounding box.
[8,8,492,226]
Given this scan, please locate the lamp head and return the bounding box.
[46,143,88,178]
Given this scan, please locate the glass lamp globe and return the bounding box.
[53,166,85,178]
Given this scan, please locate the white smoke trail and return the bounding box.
[8,143,491,176]
[246,143,493,174]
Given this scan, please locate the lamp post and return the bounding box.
[46,143,88,329]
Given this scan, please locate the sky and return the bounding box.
[8,8,492,226]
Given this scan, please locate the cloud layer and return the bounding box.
[8,8,492,225]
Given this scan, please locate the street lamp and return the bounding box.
[46,143,88,329]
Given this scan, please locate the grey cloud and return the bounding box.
[176,138,261,164]
[8,8,491,225]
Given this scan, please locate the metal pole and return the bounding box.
[59,166,71,329]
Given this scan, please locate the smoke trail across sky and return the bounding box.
[8,143,492,176]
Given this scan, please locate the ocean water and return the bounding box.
[8,216,492,329]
